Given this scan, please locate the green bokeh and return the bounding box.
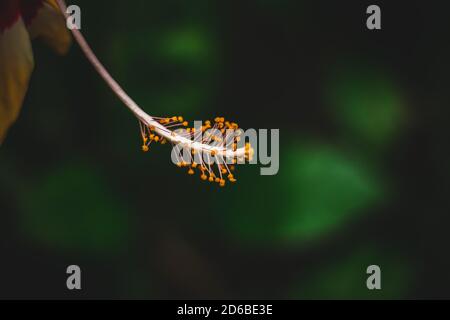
[282,143,381,241]
[219,140,382,245]
[158,27,218,67]
[107,24,218,117]
[327,64,406,149]
[291,248,411,299]
[19,162,132,254]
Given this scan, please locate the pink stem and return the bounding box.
[55,0,149,121]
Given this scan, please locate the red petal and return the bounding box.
[0,0,45,33]
[0,0,20,32]
[20,0,45,25]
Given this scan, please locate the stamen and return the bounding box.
[55,0,252,186]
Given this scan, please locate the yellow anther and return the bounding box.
[138,115,243,186]
[246,148,255,161]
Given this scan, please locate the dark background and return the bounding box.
[1,0,450,299]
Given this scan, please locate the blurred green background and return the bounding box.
[1,0,450,299]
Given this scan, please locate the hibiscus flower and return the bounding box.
[0,0,71,142]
